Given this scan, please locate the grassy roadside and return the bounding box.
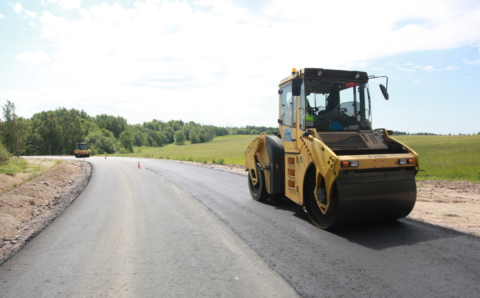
[0,158,61,193]
[0,158,31,175]
[111,134,479,182]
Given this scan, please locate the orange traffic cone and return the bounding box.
[138,161,141,169]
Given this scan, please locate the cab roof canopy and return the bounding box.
[280,68,369,85]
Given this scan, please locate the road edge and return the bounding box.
[0,160,93,266]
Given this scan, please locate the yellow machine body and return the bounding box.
[245,68,419,229]
[74,142,91,158]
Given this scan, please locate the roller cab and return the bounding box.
[245,68,419,229]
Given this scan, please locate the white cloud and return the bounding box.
[47,0,82,9]
[25,10,36,19]
[9,3,36,21]
[445,66,458,70]
[6,0,480,127]
[0,13,4,19]
[422,65,436,72]
[11,2,23,13]
[59,0,82,9]
[465,59,480,66]
[15,51,49,64]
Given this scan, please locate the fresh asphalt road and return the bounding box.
[1,157,479,297]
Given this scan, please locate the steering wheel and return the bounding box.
[338,108,351,126]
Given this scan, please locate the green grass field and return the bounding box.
[123,135,257,165]
[395,135,480,182]
[117,134,480,182]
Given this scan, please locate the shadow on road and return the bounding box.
[264,196,462,251]
[265,195,310,222]
[331,219,464,250]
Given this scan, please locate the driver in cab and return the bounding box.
[313,86,342,130]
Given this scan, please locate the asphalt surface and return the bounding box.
[0,157,297,298]
[1,157,480,297]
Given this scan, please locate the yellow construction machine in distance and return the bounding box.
[245,68,419,229]
[74,142,90,158]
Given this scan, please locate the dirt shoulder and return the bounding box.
[410,180,480,236]
[0,158,478,265]
[0,159,92,265]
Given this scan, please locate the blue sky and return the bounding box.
[0,0,479,135]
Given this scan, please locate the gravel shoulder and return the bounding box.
[1,158,478,265]
[410,180,480,236]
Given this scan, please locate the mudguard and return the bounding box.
[245,134,285,196]
[265,136,285,195]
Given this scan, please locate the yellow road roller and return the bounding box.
[74,142,90,158]
[245,68,419,229]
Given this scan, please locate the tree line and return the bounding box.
[390,130,480,136]
[0,100,278,157]
[390,131,438,135]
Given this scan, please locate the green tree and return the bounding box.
[33,111,61,155]
[165,127,175,143]
[174,130,186,145]
[1,100,28,156]
[56,108,84,154]
[82,119,100,136]
[28,108,94,155]
[94,114,128,138]
[168,120,183,131]
[24,121,44,156]
[86,129,119,154]
[146,130,167,147]
[133,131,146,146]
[189,130,200,144]
[119,128,134,153]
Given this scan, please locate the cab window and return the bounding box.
[302,79,372,131]
[280,84,293,127]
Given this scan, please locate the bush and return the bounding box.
[90,146,98,156]
[0,157,28,175]
[0,143,11,166]
[211,158,225,165]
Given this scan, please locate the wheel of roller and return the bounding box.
[304,171,338,229]
[248,164,269,202]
